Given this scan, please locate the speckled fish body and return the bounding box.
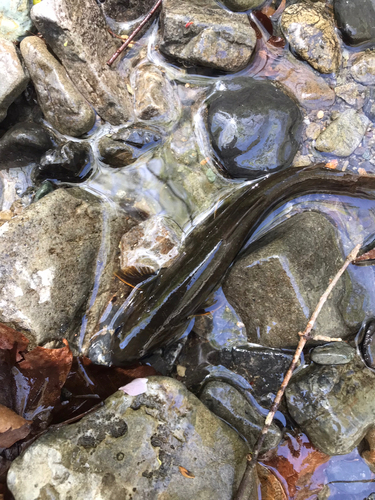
[88,166,375,366]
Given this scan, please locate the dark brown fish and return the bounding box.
[88,165,375,366]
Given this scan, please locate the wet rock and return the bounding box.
[200,381,282,452]
[7,377,249,500]
[223,212,355,348]
[31,0,133,125]
[98,127,162,167]
[20,37,96,137]
[364,87,375,122]
[99,0,155,22]
[0,0,33,42]
[351,51,375,85]
[0,122,54,170]
[334,0,375,47]
[0,188,136,351]
[132,64,181,124]
[0,38,29,123]
[221,0,265,11]
[281,3,341,74]
[315,109,370,156]
[178,334,293,409]
[33,181,54,203]
[160,0,256,72]
[361,320,375,369]
[120,215,182,279]
[34,141,93,183]
[361,427,375,472]
[207,78,302,179]
[310,342,356,365]
[335,82,365,108]
[0,188,102,347]
[275,51,336,110]
[286,355,375,455]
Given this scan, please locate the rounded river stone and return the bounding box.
[207,78,303,179]
[334,0,375,47]
[311,342,355,365]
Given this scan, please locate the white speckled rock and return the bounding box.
[0,0,33,42]
[7,377,251,500]
[0,37,29,122]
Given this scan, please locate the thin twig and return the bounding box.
[107,0,162,66]
[234,243,361,500]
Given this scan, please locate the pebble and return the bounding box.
[310,342,356,365]
[305,122,321,140]
[315,109,370,157]
[317,110,324,119]
[351,51,375,85]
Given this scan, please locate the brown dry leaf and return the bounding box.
[0,404,31,448]
[257,464,287,500]
[179,466,195,478]
[0,323,29,361]
[325,159,338,170]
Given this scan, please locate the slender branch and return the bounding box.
[234,243,361,500]
[107,0,162,66]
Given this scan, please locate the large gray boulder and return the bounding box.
[7,377,250,500]
[0,188,136,351]
[160,0,257,72]
[31,0,133,125]
[223,212,361,348]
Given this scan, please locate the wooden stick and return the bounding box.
[234,243,361,500]
[107,0,162,66]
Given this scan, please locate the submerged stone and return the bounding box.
[223,212,358,348]
[35,141,93,183]
[334,0,375,47]
[0,122,54,169]
[351,51,375,85]
[200,381,282,452]
[221,0,265,11]
[98,126,162,167]
[208,78,302,179]
[207,78,302,179]
[20,36,96,137]
[0,38,29,123]
[99,0,155,22]
[315,109,370,157]
[286,355,375,455]
[310,342,356,365]
[7,377,249,500]
[160,0,256,72]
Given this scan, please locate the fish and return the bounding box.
[88,165,375,366]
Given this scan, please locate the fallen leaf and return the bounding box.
[257,464,287,500]
[0,323,29,361]
[179,466,195,478]
[13,339,73,423]
[0,405,31,448]
[119,377,148,396]
[325,159,338,170]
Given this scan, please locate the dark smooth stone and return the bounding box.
[98,127,161,168]
[0,122,54,169]
[310,342,355,365]
[334,0,375,47]
[33,181,55,203]
[99,0,155,22]
[364,87,375,122]
[207,78,303,179]
[362,320,375,368]
[35,141,93,183]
